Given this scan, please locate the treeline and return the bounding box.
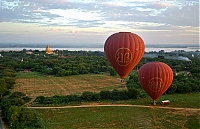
[0,50,199,78]
[126,73,200,95]
[0,50,116,76]
[142,55,200,78]
[0,67,43,129]
[34,88,140,105]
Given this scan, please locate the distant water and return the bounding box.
[0,47,199,52]
[145,47,199,52]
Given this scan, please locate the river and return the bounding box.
[0,46,199,52]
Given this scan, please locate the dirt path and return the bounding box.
[27,104,200,111]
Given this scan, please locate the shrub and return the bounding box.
[81,92,100,101]
[35,96,45,104]
[64,95,80,103]
[111,89,129,101]
[127,88,141,99]
[100,90,112,100]
[166,84,177,94]
[7,106,42,129]
[9,92,26,99]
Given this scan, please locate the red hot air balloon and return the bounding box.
[104,32,145,84]
[138,62,173,105]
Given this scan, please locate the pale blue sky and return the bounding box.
[0,0,199,46]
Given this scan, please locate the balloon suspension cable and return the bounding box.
[153,100,156,106]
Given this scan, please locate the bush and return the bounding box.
[100,90,112,100]
[33,89,142,105]
[1,92,42,128]
[111,89,121,100]
[9,92,26,99]
[10,98,26,106]
[108,67,117,76]
[81,92,94,101]
[81,92,100,101]
[166,84,177,94]
[127,88,141,99]
[7,106,42,129]
[35,96,45,104]
[176,83,192,93]
[35,95,82,105]
[0,78,7,98]
[4,77,16,89]
[64,95,80,103]
[92,93,101,101]
[51,95,64,104]
[111,89,129,101]
[126,74,141,90]
[1,92,29,111]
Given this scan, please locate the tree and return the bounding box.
[18,108,41,128]
[111,89,121,100]
[126,74,141,90]
[108,66,117,76]
[4,77,16,89]
[166,84,177,94]
[9,92,26,99]
[100,90,111,100]
[127,88,140,99]
[7,106,21,129]
[0,78,8,98]
[7,106,42,129]
[81,92,96,101]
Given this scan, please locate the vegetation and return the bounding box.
[0,67,42,128]
[0,49,199,128]
[1,50,199,95]
[33,88,140,106]
[34,93,200,129]
[0,50,110,76]
[0,67,16,98]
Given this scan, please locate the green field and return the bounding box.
[34,106,199,128]
[31,93,200,129]
[15,72,200,128]
[116,92,200,108]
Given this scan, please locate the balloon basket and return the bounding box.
[153,100,156,106]
[120,79,125,85]
[120,79,126,88]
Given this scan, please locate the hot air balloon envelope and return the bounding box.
[138,62,173,101]
[104,32,145,80]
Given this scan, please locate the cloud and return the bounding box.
[143,0,199,26]
[0,0,198,28]
[0,0,198,44]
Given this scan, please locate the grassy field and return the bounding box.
[15,72,200,129]
[33,104,200,129]
[33,93,200,129]
[113,92,200,108]
[14,72,124,98]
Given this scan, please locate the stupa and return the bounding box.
[45,45,54,54]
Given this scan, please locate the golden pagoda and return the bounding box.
[45,45,54,54]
